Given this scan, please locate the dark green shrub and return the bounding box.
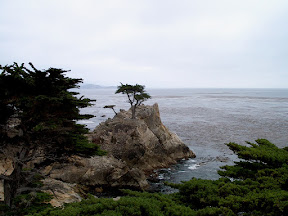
[27,193,195,216]
[170,139,288,215]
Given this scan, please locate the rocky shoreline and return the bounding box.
[1,103,195,207]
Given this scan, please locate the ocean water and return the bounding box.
[78,88,288,191]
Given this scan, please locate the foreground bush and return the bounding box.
[27,191,195,216]
[169,139,288,215]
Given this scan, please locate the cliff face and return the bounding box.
[88,103,195,171]
[45,155,148,190]
[0,103,195,206]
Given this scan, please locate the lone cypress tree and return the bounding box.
[0,63,103,208]
[115,83,151,119]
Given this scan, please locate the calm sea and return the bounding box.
[78,88,288,191]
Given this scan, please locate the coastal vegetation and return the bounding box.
[1,64,287,215]
[115,83,151,119]
[18,139,288,215]
[0,63,104,212]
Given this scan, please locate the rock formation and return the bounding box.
[45,155,148,190]
[42,178,82,207]
[0,103,195,207]
[88,103,195,171]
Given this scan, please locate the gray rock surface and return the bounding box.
[42,178,82,207]
[46,155,148,190]
[88,103,195,171]
[0,103,195,206]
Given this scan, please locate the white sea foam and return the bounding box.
[184,159,197,166]
[188,164,200,170]
[158,174,165,180]
[188,159,196,163]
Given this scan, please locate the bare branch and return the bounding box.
[17,187,42,194]
[0,174,12,181]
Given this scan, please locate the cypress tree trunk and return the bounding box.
[131,105,136,119]
[3,180,12,207]
[4,147,28,207]
[4,162,22,207]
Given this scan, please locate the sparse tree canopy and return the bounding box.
[115,83,151,119]
[0,62,103,209]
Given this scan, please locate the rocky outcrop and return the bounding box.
[45,155,148,190]
[0,103,195,207]
[42,103,195,206]
[42,178,82,207]
[88,103,195,171]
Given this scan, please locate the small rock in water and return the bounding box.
[215,156,229,162]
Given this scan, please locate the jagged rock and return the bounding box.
[46,155,148,190]
[88,103,195,171]
[42,178,82,207]
[0,103,195,206]
[42,103,195,205]
[5,118,23,138]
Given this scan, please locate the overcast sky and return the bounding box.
[1,0,288,88]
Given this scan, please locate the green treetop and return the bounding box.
[115,83,151,119]
[0,62,104,208]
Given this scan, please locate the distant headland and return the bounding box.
[80,83,116,89]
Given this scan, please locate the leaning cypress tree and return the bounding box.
[0,63,103,208]
[115,83,151,119]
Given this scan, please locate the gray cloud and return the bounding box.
[1,0,288,88]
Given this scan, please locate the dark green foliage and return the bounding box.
[225,139,288,168]
[1,192,52,216]
[169,178,221,209]
[0,62,103,156]
[115,83,151,119]
[12,192,53,215]
[169,139,288,215]
[0,62,104,209]
[27,192,195,216]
